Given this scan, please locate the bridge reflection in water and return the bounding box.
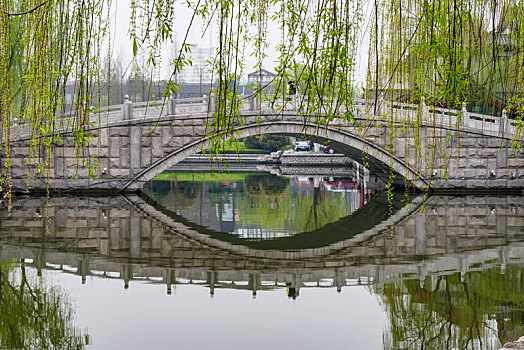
[0,192,522,292]
[0,191,523,348]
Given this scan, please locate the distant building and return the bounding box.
[245,69,276,94]
[247,69,276,85]
[177,47,214,85]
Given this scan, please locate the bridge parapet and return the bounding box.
[5,94,518,141]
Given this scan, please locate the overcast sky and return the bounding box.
[108,0,371,83]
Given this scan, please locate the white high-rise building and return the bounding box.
[177,47,214,84]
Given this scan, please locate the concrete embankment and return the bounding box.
[179,151,354,166]
[170,162,358,178]
[172,152,357,176]
[501,337,524,349]
[279,152,353,166]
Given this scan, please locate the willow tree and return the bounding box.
[369,0,524,112]
[1,0,523,198]
[1,0,107,203]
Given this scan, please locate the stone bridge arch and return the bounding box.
[122,120,428,191]
[1,193,523,294]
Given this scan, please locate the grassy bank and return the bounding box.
[152,171,267,182]
[198,141,269,154]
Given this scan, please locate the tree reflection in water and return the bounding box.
[0,260,89,349]
[244,174,289,197]
[379,265,524,349]
[145,177,203,210]
[144,171,378,238]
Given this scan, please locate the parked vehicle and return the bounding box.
[321,145,336,154]
[295,141,310,152]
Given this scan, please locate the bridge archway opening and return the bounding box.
[123,121,428,192]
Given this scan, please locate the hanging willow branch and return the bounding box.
[2,1,50,16]
[0,0,107,202]
[1,0,523,198]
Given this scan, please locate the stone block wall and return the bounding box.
[2,110,523,191]
[341,195,524,265]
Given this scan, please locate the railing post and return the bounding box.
[122,95,133,120]
[420,96,429,119]
[203,94,208,113]
[500,108,508,134]
[208,92,215,113]
[460,101,468,127]
[167,96,176,115]
[249,95,254,111]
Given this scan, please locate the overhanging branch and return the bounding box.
[2,1,49,17]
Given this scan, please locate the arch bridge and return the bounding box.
[2,95,523,192]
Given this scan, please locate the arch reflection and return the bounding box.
[141,171,403,249]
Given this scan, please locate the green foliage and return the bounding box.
[2,0,524,199]
[243,135,289,152]
[243,137,259,149]
[0,0,107,198]
[127,59,153,103]
[99,55,124,107]
[244,174,289,197]
[370,0,524,113]
[154,173,362,235]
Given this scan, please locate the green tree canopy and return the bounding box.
[243,135,289,152]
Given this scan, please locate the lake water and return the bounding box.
[0,170,523,349]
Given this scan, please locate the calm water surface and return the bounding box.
[0,170,523,349]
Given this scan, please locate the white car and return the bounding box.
[295,141,310,152]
